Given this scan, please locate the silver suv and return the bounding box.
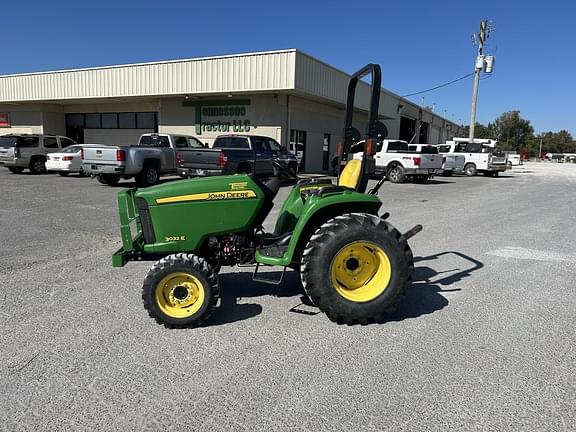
[0,134,76,174]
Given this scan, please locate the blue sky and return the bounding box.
[2,0,574,136]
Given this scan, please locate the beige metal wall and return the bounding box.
[0,50,296,103]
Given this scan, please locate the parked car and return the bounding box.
[409,143,465,177]
[81,133,205,186]
[177,135,298,179]
[46,144,102,176]
[353,139,443,183]
[444,138,508,177]
[0,134,76,174]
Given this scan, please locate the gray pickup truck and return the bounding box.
[82,133,205,186]
[177,135,298,178]
[0,134,76,174]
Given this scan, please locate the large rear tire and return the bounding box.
[142,254,219,329]
[300,213,414,325]
[96,174,120,185]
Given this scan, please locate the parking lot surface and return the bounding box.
[1,163,575,431]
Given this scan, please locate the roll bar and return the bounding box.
[339,64,387,193]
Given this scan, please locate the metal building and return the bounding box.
[0,49,464,172]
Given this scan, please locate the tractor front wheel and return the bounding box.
[300,213,413,325]
[142,254,219,328]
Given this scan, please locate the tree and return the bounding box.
[462,122,496,139]
[493,111,534,152]
[540,130,575,153]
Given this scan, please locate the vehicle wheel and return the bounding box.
[413,174,429,184]
[58,172,69,177]
[136,165,160,187]
[386,165,406,183]
[464,163,477,176]
[8,167,24,174]
[142,254,219,328]
[29,158,47,174]
[96,174,120,185]
[300,213,414,325]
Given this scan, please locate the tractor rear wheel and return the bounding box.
[142,254,219,328]
[300,213,413,325]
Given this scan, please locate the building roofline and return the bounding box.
[0,49,298,78]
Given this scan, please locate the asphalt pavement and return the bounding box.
[0,162,575,431]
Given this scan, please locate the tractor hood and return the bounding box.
[135,175,265,207]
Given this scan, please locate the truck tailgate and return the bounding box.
[419,154,443,169]
[178,148,222,169]
[82,146,121,164]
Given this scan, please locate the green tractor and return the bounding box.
[112,64,422,327]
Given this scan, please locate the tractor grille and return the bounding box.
[136,198,156,244]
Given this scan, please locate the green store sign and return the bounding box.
[183,99,253,134]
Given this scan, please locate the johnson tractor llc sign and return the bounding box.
[184,100,253,135]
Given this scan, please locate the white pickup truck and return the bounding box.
[408,144,465,177]
[354,139,443,183]
[82,133,205,186]
[439,139,508,177]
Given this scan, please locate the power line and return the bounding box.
[400,73,474,97]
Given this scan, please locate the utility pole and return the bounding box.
[469,20,494,141]
[538,133,543,161]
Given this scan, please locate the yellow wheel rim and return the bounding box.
[155,272,206,318]
[330,241,392,303]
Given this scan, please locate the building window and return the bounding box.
[118,113,136,129]
[136,112,156,129]
[85,113,101,129]
[290,129,306,172]
[66,112,157,130]
[101,113,118,129]
[66,114,84,128]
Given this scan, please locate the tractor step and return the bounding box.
[252,264,287,285]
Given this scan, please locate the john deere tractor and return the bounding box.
[112,64,422,327]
